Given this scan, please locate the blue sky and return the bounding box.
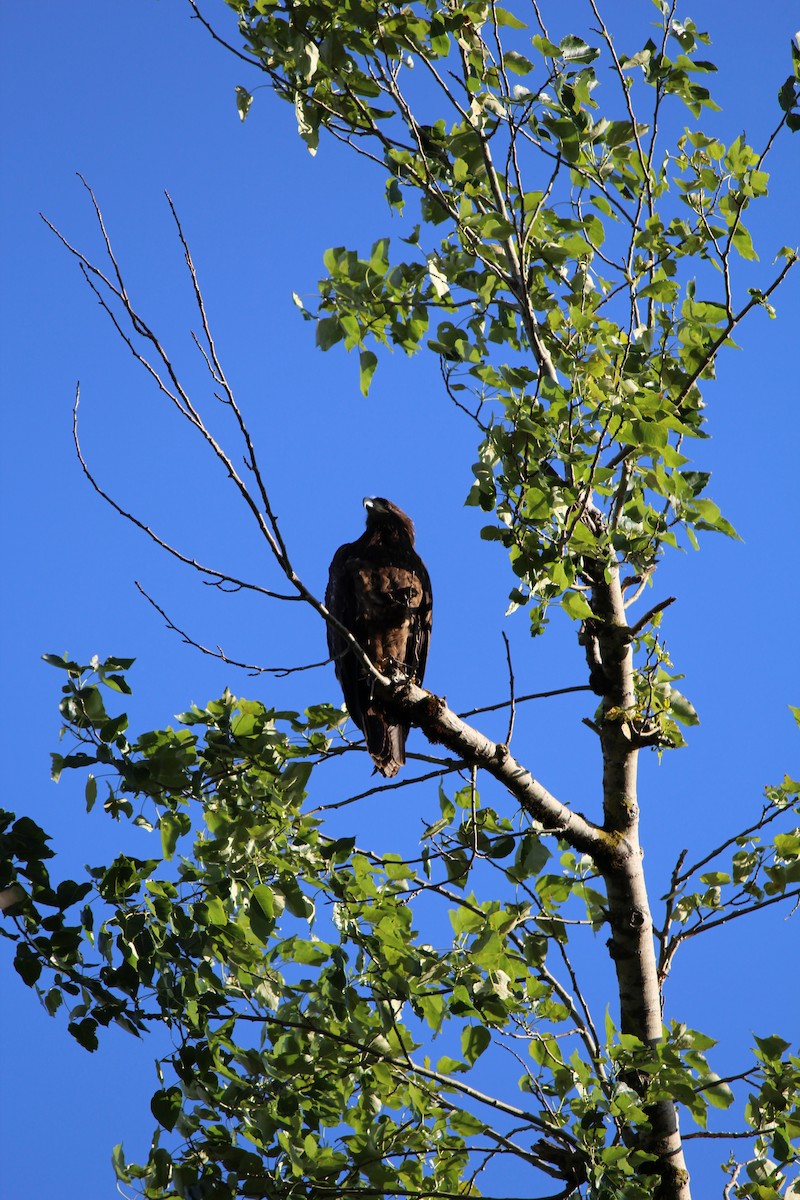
[1,1,798,1196]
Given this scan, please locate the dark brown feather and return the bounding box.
[326,498,432,777]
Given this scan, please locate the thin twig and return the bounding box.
[308,763,467,813]
[134,581,327,676]
[674,803,792,886]
[693,1067,758,1095]
[164,191,290,563]
[71,389,295,601]
[501,632,516,745]
[724,1163,743,1200]
[186,0,262,68]
[670,886,800,947]
[674,253,797,409]
[627,596,676,639]
[459,684,593,720]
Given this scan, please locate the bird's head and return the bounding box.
[363,497,416,541]
[363,496,392,515]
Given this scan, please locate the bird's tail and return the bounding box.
[364,712,408,778]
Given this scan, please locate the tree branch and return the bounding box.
[134,581,326,676]
[71,389,294,602]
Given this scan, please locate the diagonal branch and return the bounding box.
[134,581,327,675]
[72,389,294,602]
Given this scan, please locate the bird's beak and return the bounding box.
[363,497,374,510]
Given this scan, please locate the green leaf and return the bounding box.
[668,688,700,727]
[159,811,188,860]
[44,987,63,1016]
[150,1086,182,1132]
[449,1109,486,1136]
[561,592,594,621]
[196,895,227,926]
[359,350,378,396]
[513,833,550,880]
[494,7,527,29]
[692,498,739,539]
[461,1025,491,1065]
[42,652,81,673]
[102,656,135,671]
[68,1017,99,1052]
[560,35,599,64]
[14,944,42,986]
[102,673,132,695]
[251,884,275,920]
[436,1055,469,1075]
[703,1076,735,1109]
[235,86,253,122]
[754,1034,791,1062]
[316,316,343,351]
[294,95,319,155]
[111,1144,129,1183]
[532,34,561,58]
[369,237,390,275]
[731,222,758,261]
[503,51,535,76]
[476,212,515,240]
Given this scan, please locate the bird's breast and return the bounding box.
[354,563,425,617]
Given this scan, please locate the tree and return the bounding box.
[2,2,799,1198]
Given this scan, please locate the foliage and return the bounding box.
[3,3,800,1199]
[229,0,799,633]
[2,655,798,1198]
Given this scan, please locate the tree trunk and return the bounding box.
[392,557,693,1197]
[595,566,692,1200]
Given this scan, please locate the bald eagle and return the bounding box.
[326,498,432,777]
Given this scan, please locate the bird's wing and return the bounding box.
[408,553,432,686]
[325,542,365,728]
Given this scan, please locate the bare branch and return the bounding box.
[501,632,516,745]
[458,684,593,720]
[71,388,293,601]
[47,191,402,689]
[186,0,261,68]
[134,581,326,676]
[724,1163,743,1200]
[308,762,466,813]
[684,1129,772,1142]
[627,596,676,639]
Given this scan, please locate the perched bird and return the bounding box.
[326,497,433,777]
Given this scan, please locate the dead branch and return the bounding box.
[44,191,390,685]
[72,389,296,602]
[134,581,328,676]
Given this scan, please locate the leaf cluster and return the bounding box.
[2,658,797,1196]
